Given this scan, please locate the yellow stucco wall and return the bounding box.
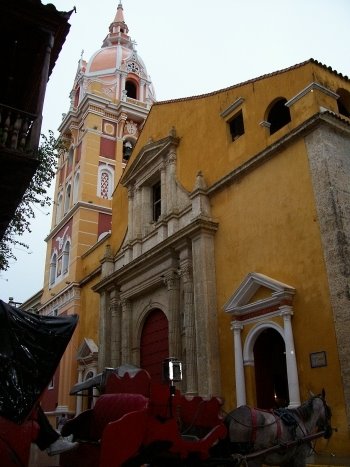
[211,140,347,451]
[132,62,344,191]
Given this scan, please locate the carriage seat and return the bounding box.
[144,393,227,461]
[177,395,228,456]
[0,415,40,467]
[60,393,149,467]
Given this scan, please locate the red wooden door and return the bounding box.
[140,309,169,382]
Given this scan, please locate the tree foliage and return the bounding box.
[0,131,62,271]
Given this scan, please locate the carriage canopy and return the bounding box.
[0,300,78,423]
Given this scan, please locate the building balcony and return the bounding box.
[0,103,40,240]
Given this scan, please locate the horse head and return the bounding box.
[314,389,333,439]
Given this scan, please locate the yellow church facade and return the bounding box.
[37,4,350,459]
[80,59,350,457]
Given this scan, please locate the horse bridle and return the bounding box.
[317,395,333,439]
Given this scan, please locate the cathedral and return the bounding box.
[34,3,350,460]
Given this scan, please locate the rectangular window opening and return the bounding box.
[152,181,161,222]
[229,111,245,141]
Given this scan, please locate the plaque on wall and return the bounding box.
[310,351,327,368]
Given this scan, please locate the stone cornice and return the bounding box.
[45,201,112,242]
[78,265,102,287]
[92,215,218,293]
[208,112,350,196]
[59,92,112,132]
[285,82,339,108]
[220,97,245,119]
[39,283,80,313]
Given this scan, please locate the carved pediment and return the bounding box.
[121,132,179,187]
[224,272,295,317]
[77,338,98,361]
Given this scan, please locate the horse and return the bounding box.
[224,390,332,467]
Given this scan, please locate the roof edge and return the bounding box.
[154,59,349,106]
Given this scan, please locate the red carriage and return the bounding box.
[60,362,228,467]
[0,299,333,467]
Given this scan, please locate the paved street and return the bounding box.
[29,444,59,467]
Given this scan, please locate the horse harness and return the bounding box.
[249,407,299,444]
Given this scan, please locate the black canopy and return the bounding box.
[0,300,78,423]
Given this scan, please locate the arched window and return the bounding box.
[50,252,57,285]
[73,171,80,204]
[62,240,70,274]
[56,193,63,224]
[125,80,137,99]
[266,98,291,135]
[98,165,114,199]
[337,88,350,118]
[64,184,71,213]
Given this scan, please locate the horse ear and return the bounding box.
[322,388,326,398]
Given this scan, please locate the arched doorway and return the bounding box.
[254,328,289,409]
[140,309,169,382]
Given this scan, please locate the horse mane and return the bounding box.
[288,396,318,421]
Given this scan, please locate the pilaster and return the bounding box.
[164,270,181,359]
[179,259,198,395]
[166,150,176,215]
[231,321,246,406]
[98,290,110,371]
[280,305,300,407]
[191,229,220,396]
[121,299,132,364]
[110,287,122,368]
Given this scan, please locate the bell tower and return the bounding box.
[40,3,155,414]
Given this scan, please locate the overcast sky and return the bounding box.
[1,0,349,303]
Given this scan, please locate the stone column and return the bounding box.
[134,186,141,237]
[280,305,301,408]
[121,72,127,100]
[76,367,83,415]
[164,270,181,359]
[180,260,198,395]
[133,186,142,256]
[110,287,122,368]
[166,151,176,215]
[139,79,145,101]
[141,185,152,233]
[232,321,246,406]
[121,299,132,364]
[117,113,127,138]
[191,229,220,396]
[98,290,110,371]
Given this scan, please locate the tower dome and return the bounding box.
[70,3,155,108]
